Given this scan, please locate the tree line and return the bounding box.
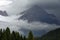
[0,27,34,40]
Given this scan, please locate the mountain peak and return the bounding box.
[18,5,59,25]
[31,5,41,9]
[0,11,8,16]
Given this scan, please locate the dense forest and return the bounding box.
[0,27,60,40]
[0,27,34,40]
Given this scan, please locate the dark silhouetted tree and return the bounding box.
[28,31,34,40]
[6,27,11,40]
[23,36,26,40]
[0,29,2,40]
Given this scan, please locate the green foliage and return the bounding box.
[0,27,24,40]
[28,31,34,40]
[0,29,2,40]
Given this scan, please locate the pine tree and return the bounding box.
[11,31,16,40]
[15,32,20,40]
[6,27,11,40]
[28,31,34,40]
[0,29,2,40]
[23,36,26,40]
[2,29,7,40]
[20,35,23,40]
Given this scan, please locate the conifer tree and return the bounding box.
[0,29,2,40]
[28,31,34,40]
[6,27,11,40]
[11,31,16,40]
[23,36,26,40]
[20,35,23,40]
[15,32,20,40]
[2,29,7,40]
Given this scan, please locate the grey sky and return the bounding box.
[0,0,60,15]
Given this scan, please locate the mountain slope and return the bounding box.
[19,5,59,25]
[0,11,8,16]
[41,28,60,40]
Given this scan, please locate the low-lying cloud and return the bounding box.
[0,15,60,35]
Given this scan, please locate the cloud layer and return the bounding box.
[0,15,60,35]
[0,0,60,15]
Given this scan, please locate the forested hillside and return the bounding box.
[41,28,60,40]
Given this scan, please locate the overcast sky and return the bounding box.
[0,0,60,35]
[0,0,60,15]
